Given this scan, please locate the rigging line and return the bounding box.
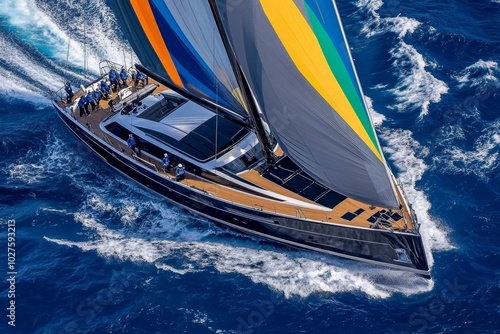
[65,37,71,70]
[123,48,127,70]
[213,23,218,169]
[208,0,275,165]
[83,19,87,79]
[130,49,133,72]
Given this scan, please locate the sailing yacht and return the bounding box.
[52,0,430,277]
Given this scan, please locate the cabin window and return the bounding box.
[105,122,163,158]
[222,145,264,174]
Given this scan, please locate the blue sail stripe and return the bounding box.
[149,0,244,113]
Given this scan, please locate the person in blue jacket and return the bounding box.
[119,68,129,87]
[127,134,140,155]
[64,81,74,103]
[85,91,96,112]
[175,163,185,181]
[162,153,171,173]
[100,80,110,100]
[78,97,89,117]
[108,69,119,91]
[92,89,102,109]
[135,71,148,87]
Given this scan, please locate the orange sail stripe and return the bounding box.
[130,0,183,88]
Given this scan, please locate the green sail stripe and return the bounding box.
[304,2,381,155]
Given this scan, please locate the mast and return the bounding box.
[208,0,275,164]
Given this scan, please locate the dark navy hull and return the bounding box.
[55,105,430,277]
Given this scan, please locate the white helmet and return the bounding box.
[178,163,182,167]
[164,153,168,157]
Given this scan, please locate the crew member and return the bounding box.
[78,97,89,117]
[100,80,110,99]
[175,163,185,181]
[127,134,140,155]
[119,68,129,87]
[64,81,74,103]
[135,71,148,86]
[162,153,170,173]
[85,91,96,112]
[108,69,119,91]
[92,89,102,109]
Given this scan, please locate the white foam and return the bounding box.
[45,196,435,300]
[0,34,76,105]
[434,119,500,180]
[0,0,139,105]
[40,207,72,215]
[0,67,50,106]
[0,0,135,72]
[356,0,448,119]
[380,127,454,258]
[86,196,115,213]
[454,60,499,88]
[37,0,139,69]
[366,98,453,257]
[356,0,420,38]
[7,134,81,184]
[0,0,84,69]
[389,42,449,119]
[7,163,45,184]
[365,95,386,127]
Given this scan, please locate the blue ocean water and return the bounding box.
[0,0,499,333]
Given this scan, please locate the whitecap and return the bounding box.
[380,127,454,257]
[7,163,45,184]
[6,134,82,184]
[432,120,500,180]
[356,0,420,38]
[356,0,448,118]
[365,95,386,127]
[454,60,499,88]
[45,199,435,300]
[388,42,449,119]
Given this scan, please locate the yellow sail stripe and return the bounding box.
[130,0,183,88]
[260,0,382,161]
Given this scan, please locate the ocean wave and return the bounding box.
[454,60,499,88]
[432,119,500,180]
[356,0,448,119]
[7,163,45,184]
[0,0,134,72]
[44,197,435,300]
[0,67,50,106]
[364,95,386,127]
[388,41,449,119]
[356,0,420,38]
[367,97,454,258]
[35,0,138,69]
[380,127,454,258]
[0,35,61,105]
[6,133,81,184]
[0,0,138,106]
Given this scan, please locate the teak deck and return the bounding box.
[57,79,414,232]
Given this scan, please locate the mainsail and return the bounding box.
[214,0,399,208]
[109,0,399,209]
[108,0,248,121]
